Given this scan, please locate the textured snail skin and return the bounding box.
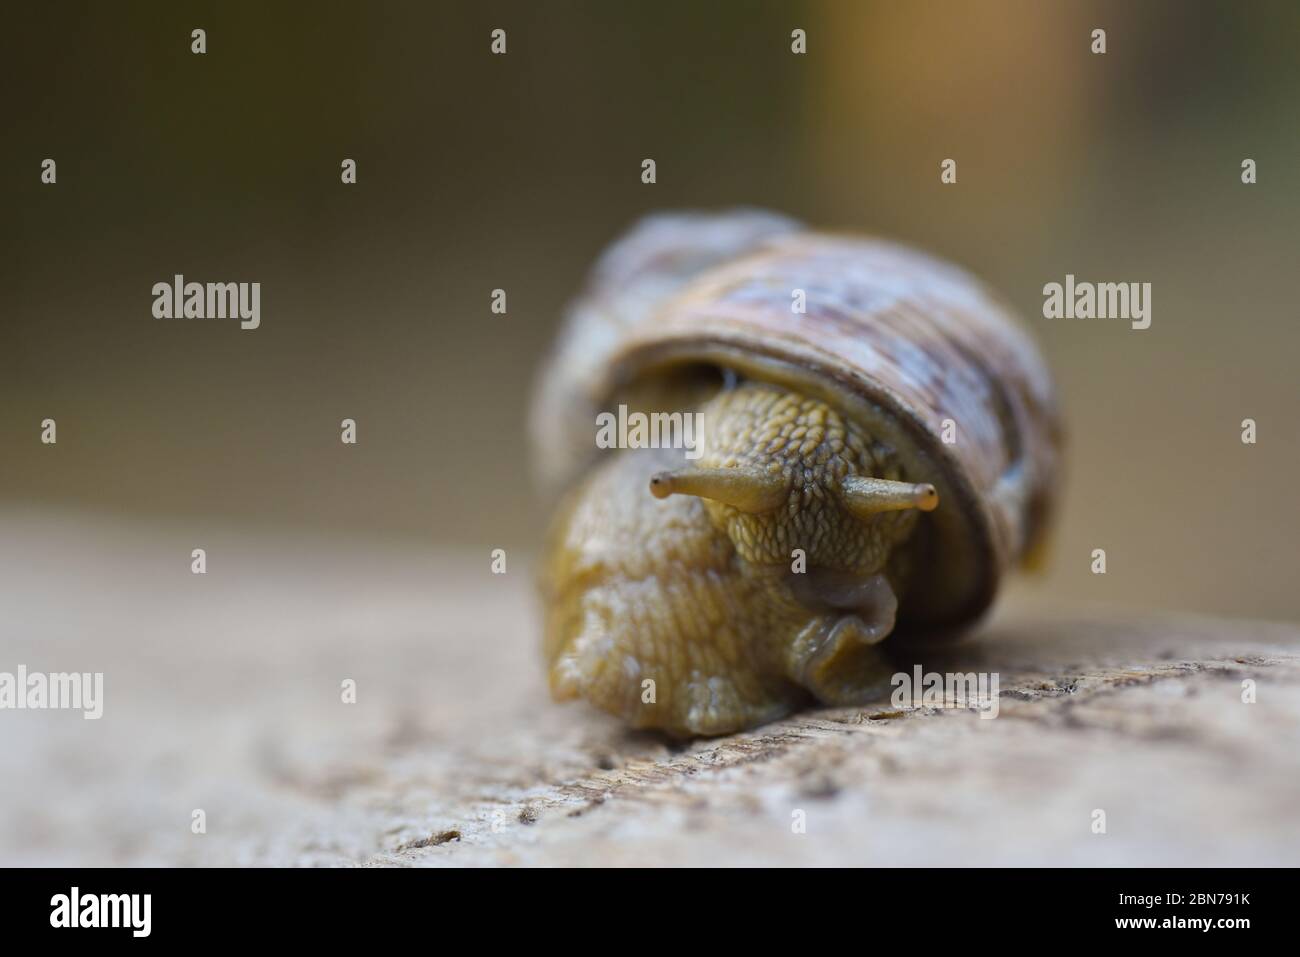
[534,210,1062,737]
[541,382,922,737]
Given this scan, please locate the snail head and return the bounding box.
[648,381,936,575]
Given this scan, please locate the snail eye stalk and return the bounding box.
[649,466,787,514]
[840,476,938,519]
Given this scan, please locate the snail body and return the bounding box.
[533,210,1062,736]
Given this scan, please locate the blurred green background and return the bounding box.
[4,0,1298,620]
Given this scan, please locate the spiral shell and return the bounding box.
[533,210,1062,634]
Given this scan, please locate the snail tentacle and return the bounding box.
[648,466,787,514]
[841,476,938,518]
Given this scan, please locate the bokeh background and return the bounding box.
[5,0,1298,621]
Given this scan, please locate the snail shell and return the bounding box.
[532,210,1063,736]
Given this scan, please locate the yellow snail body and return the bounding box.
[531,210,1063,737]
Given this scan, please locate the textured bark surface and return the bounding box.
[2,512,1298,867]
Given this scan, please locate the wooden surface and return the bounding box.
[2,510,1298,867]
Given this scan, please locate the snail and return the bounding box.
[531,210,1062,737]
